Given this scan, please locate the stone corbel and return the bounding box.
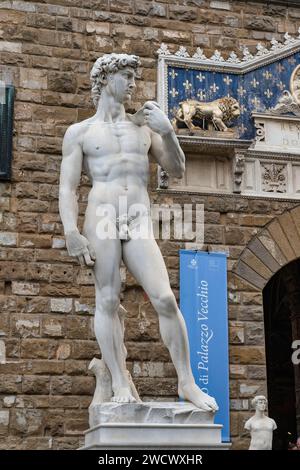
[254,120,265,143]
[158,166,169,189]
[233,152,245,194]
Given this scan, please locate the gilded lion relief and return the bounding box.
[172,97,241,137]
[157,34,300,142]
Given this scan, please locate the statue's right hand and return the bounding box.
[65,230,96,267]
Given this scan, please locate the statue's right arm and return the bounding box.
[59,124,83,235]
[59,124,95,266]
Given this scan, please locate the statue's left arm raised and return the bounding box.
[139,101,185,177]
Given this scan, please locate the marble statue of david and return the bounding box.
[58,53,218,412]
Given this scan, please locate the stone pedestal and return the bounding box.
[81,402,230,450]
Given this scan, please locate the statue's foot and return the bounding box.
[111,387,137,404]
[178,381,218,412]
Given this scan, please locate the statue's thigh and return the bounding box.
[84,220,122,291]
[122,237,171,298]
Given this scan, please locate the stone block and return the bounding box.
[241,248,272,280]
[230,346,265,365]
[43,409,64,436]
[22,375,50,394]
[205,225,224,244]
[245,322,264,345]
[135,1,166,17]
[52,238,65,249]
[0,410,9,432]
[0,41,22,53]
[85,402,226,449]
[110,0,132,14]
[86,21,110,34]
[229,325,245,344]
[42,317,65,338]
[241,292,262,305]
[17,199,49,212]
[234,261,266,290]
[50,298,73,313]
[244,15,276,32]
[278,211,300,257]
[71,376,94,395]
[20,68,47,90]
[56,342,72,360]
[0,375,22,394]
[258,233,286,267]
[133,361,165,378]
[248,365,266,380]
[230,399,249,411]
[50,265,74,283]
[66,316,90,339]
[10,409,44,436]
[51,376,73,395]
[21,339,55,359]
[13,316,40,338]
[19,234,52,248]
[12,282,40,296]
[71,340,99,359]
[74,300,94,315]
[210,1,231,9]
[48,72,77,93]
[169,5,198,21]
[0,232,17,246]
[3,396,16,407]
[266,221,294,262]
[248,237,280,273]
[239,382,265,398]
[229,365,247,379]
[15,182,39,198]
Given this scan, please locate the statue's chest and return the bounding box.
[83,123,148,158]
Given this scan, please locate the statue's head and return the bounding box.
[90,53,141,107]
[251,395,267,412]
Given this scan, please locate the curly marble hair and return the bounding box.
[90,53,140,108]
[251,395,267,408]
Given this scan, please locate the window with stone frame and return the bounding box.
[0,84,14,181]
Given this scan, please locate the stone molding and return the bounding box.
[157,31,300,73]
[233,205,300,289]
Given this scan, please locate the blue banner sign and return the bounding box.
[180,250,230,442]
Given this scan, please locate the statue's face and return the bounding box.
[106,66,136,104]
[256,398,267,411]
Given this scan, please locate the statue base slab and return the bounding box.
[81,402,230,450]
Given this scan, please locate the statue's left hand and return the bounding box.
[143,101,174,136]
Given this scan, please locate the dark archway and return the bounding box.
[263,259,300,449]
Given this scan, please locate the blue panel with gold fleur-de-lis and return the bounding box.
[168,52,300,140]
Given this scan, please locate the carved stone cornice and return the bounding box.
[157,30,300,74]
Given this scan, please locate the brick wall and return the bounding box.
[0,0,299,449]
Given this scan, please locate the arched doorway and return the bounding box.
[263,259,299,449]
[233,205,300,449]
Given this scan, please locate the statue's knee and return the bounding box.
[154,292,177,316]
[97,291,119,316]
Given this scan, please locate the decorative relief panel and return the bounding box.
[157,32,300,200]
[157,31,300,142]
[261,163,287,193]
[252,113,300,154]
[168,154,232,193]
[241,156,300,198]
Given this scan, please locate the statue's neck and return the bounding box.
[255,410,265,419]
[95,92,126,123]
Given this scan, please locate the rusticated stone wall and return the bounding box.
[0,0,300,450]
